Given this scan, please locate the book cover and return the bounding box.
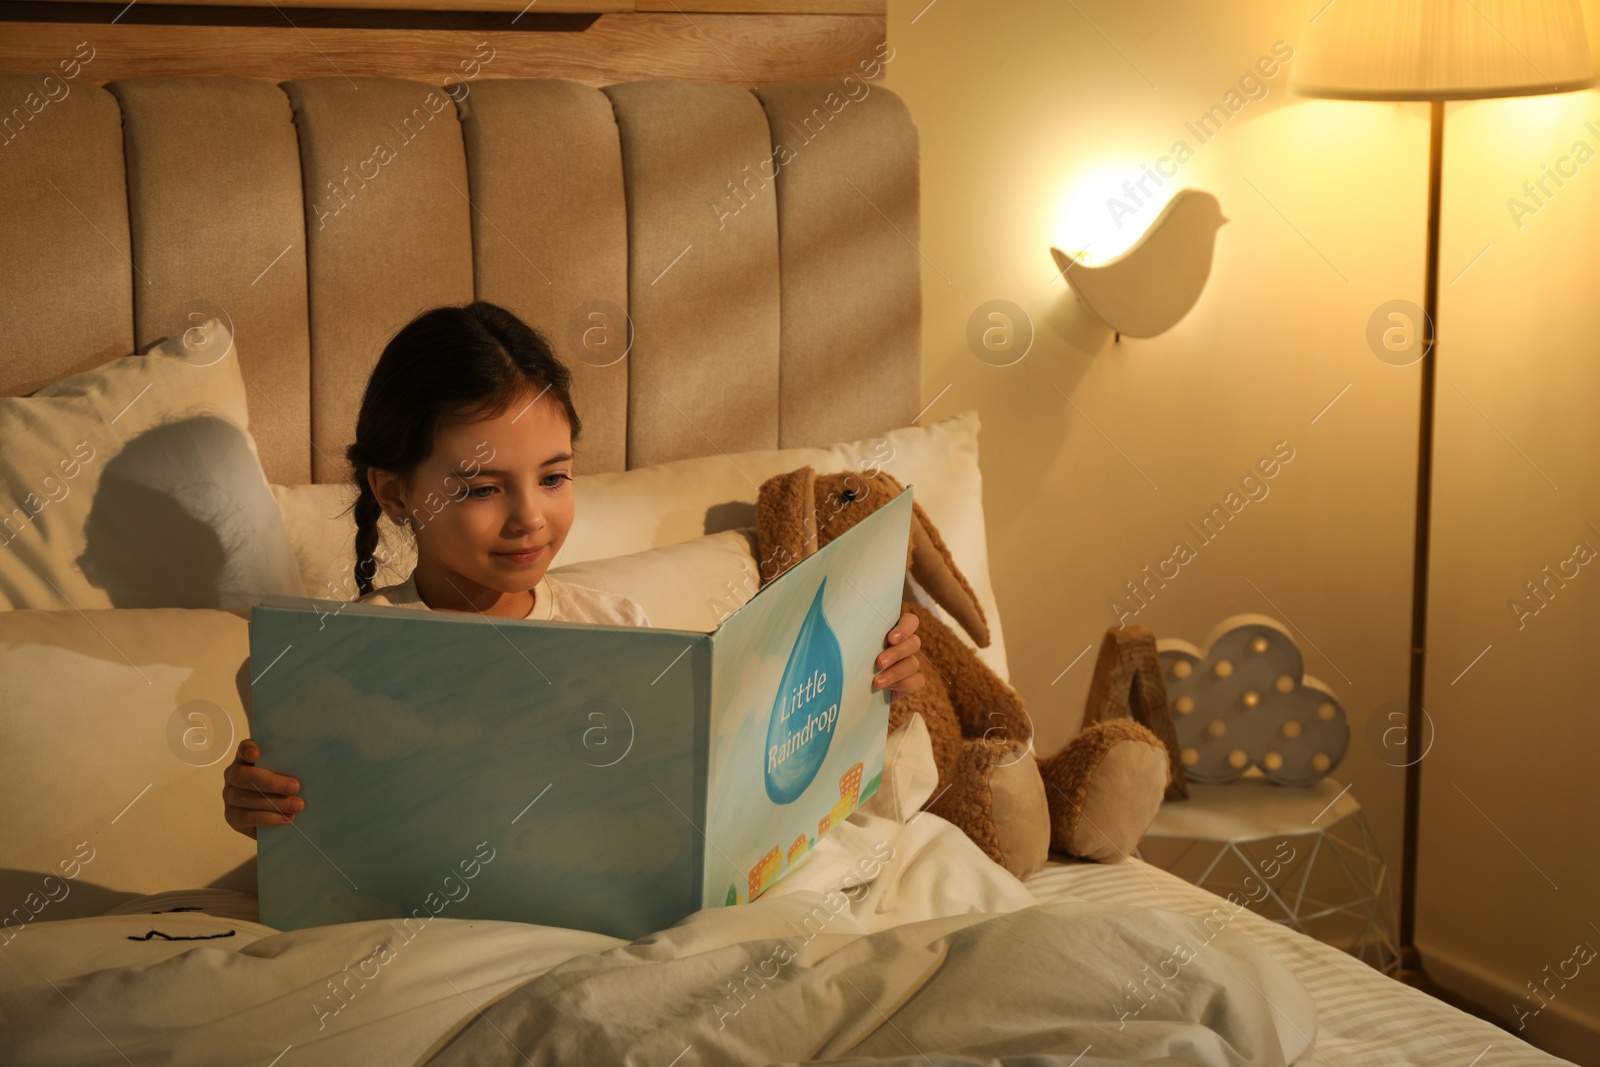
[248,484,913,937]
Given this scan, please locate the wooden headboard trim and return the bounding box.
[0,8,887,87]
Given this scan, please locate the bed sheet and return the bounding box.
[1027,859,1573,1067]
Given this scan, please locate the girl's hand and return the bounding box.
[873,611,924,697]
[223,739,304,839]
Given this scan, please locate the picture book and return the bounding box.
[248,484,915,938]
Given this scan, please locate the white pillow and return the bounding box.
[550,528,758,633]
[563,410,1010,681]
[0,607,257,922]
[270,411,1008,680]
[0,319,304,613]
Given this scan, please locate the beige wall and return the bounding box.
[1416,66,1600,1060]
[885,1,1600,1061]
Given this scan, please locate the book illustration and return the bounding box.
[840,762,864,804]
[787,833,810,868]
[748,846,782,901]
[818,762,868,839]
[745,757,870,904]
[764,581,844,804]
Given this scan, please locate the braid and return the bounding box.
[352,471,384,597]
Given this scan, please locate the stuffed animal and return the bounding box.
[755,465,1175,879]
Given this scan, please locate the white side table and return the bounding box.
[1133,776,1400,976]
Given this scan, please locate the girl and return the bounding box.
[223,301,924,837]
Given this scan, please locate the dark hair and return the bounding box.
[345,301,581,596]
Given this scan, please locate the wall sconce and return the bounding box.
[1050,188,1227,339]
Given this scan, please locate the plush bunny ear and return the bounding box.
[755,466,818,585]
[892,483,990,649]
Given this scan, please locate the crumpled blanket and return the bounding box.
[423,718,1316,1067]
[423,889,1314,1067]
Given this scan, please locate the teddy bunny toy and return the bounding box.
[755,465,1181,880]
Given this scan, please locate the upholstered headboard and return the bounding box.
[0,75,921,485]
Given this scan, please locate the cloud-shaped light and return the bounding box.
[1157,613,1348,786]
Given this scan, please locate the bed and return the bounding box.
[0,72,1573,1066]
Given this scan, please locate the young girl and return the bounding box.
[223,301,925,837]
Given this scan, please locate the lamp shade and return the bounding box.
[1290,0,1594,100]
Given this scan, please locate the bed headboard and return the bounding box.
[0,74,921,485]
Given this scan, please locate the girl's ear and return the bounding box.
[367,466,408,525]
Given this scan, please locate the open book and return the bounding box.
[248,484,914,937]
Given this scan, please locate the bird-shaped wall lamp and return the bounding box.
[1050,188,1227,339]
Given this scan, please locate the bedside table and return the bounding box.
[1133,776,1400,975]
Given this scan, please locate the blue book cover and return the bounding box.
[248,485,914,938]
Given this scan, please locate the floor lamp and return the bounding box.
[1287,0,1594,978]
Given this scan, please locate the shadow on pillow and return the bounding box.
[78,415,299,611]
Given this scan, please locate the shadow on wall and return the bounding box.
[76,415,282,610]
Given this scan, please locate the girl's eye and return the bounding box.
[542,473,572,489]
[469,485,496,499]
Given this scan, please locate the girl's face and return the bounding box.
[370,385,575,616]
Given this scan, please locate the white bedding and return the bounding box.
[0,719,1564,1067]
[1027,861,1572,1067]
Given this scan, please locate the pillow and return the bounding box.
[563,410,1010,682]
[0,318,304,614]
[273,411,1009,681]
[550,528,759,633]
[0,607,257,923]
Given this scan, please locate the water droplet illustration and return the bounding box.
[764,579,844,804]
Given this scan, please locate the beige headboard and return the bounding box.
[0,74,921,485]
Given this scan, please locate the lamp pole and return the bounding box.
[1399,98,1444,977]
